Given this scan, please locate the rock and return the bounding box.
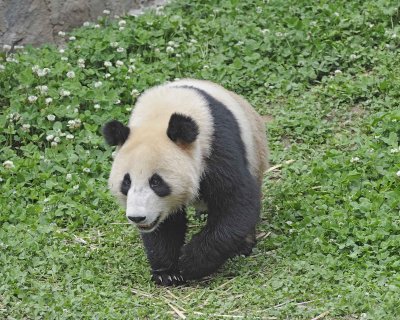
[0,0,166,48]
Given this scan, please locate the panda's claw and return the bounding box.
[151,270,186,286]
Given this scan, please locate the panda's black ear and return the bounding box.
[103,120,130,146]
[167,113,199,145]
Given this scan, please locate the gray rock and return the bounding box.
[0,0,166,48]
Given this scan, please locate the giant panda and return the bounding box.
[103,79,268,286]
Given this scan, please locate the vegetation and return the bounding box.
[1,0,399,318]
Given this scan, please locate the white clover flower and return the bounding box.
[203,65,209,69]
[166,46,174,53]
[391,33,397,39]
[73,184,79,190]
[66,173,72,181]
[235,41,244,46]
[175,53,182,58]
[22,124,31,132]
[256,6,262,13]
[66,71,75,78]
[28,95,38,103]
[51,141,58,147]
[78,59,85,68]
[45,97,53,105]
[118,20,126,27]
[54,136,60,143]
[59,48,65,54]
[36,85,48,94]
[110,41,119,48]
[3,160,14,169]
[131,89,139,96]
[36,68,50,77]
[61,56,68,61]
[74,108,79,113]
[168,41,175,46]
[104,73,111,78]
[260,29,270,34]
[119,27,125,31]
[103,9,110,15]
[115,60,124,67]
[397,170,400,177]
[334,69,342,75]
[94,24,100,28]
[104,61,112,67]
[47,114,56,121]
[46,134,54,141]
[190,38,198,44]
[60,89,71,97]
[6,57,18,63]
[83,168,91,173]
[94,81,102,88]
[0,64,5,71]
[94,104,100,109]
[116,47,125,53]
[125,76,130,80]
[78,58,85,64]
[66,134,74,139]
[69,36,76,41]
[3,44,11,51]
[67,119,81,129]
[333,12,340,17]
[154,48,160,53]
[58,31,66,37]
[114,15,120,19]
[390,147,399,153]
[350,54,358,60]
[83,21,90,27]
[350,157,360,163]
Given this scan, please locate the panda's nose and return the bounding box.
[128,216,146,223]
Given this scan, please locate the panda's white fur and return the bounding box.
[104,79,268,284]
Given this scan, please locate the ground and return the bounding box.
[0,0,399,319]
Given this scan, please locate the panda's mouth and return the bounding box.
[136,215,161,232]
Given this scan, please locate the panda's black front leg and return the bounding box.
[141,209,187,286]
[179,200,259,280]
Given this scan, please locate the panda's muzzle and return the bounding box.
[131,215,161,232]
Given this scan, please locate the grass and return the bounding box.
[1,0,399,318]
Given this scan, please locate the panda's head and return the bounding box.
[103,113,200,233]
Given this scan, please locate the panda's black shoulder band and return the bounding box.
[103,120,130,146]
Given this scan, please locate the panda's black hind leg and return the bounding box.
[141,209,187,286]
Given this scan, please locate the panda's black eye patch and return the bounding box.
[120,173,131,196]
[149,173,171,197]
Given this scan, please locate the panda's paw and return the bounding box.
[151,269,185,286]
